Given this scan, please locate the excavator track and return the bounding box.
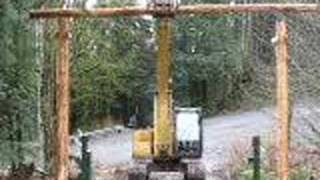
[128,160,205,180]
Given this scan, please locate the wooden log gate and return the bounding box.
[30,3,319,180]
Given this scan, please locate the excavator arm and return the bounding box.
[130,1,205,179]
[154,17,175,160]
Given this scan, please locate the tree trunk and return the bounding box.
[35,16,45,169]
[41,17,57,174]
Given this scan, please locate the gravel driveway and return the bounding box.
[72,109,275,179]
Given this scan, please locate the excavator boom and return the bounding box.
[154,17,174,159]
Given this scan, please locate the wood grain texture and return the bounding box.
[275,21,289,180]
[30,4,320,18]
[55,18,70,180]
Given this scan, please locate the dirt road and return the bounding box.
[202,109,274,173]
[71,109,275,179]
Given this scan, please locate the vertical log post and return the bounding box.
[274,21,289,180]
[55,18,70,180]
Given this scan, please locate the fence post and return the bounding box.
[252,136,261,180]
[79,135,92,180]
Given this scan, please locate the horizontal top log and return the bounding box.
[30,4,320,19]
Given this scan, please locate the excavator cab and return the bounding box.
[129,0,205,179]
[175,108,203,159]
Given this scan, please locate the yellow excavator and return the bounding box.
[129,1,205,179]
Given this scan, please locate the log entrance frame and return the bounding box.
[30,3,320,180]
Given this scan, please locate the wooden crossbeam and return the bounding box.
[30,4,320,18]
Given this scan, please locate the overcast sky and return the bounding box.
[85,0,94,8]
[137,0,146,5]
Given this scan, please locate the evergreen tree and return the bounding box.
[0,0,39,166]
